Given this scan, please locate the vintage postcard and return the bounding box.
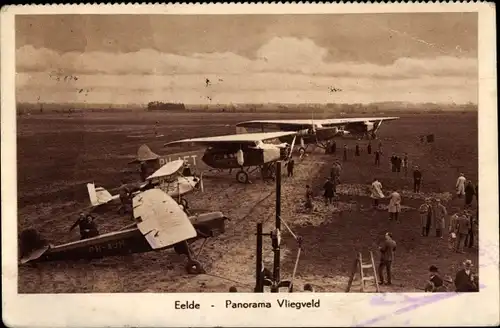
[1,2,498,327]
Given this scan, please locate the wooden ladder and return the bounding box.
[345,251,380,292]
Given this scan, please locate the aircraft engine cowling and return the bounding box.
[236,149,245,166]
[364,121,374,132]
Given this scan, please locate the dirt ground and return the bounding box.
[16,111,479,293]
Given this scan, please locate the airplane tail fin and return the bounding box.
[19,228,50,264]
[87,183,114,206]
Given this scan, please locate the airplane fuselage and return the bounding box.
[22,213,227,263]
[201,144,282,169]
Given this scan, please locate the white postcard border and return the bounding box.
[1,3,498,327]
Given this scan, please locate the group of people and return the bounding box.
[324,140,384,165]
[69,213,99,240]
[389,153,409,175]
[424,259,478,292]
[370,178,402,221]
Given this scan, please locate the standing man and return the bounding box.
[390,154,397,172]
[378,232,397,286]
[402,153,409,176]
[330,162,342,184]
[413,166,423,193]
[355,143,360,156]
[305,185,314,211]
[323,178,335,205]
[456,173,466,198]
[370,178,384,208]
[343,144,348,161]
[455,211,471,253]
[331,140,337,154]
[434,199,447,238]
[395,156,402,174]
[286,159,295,177]
[374,149,381,166]
[388,189,402,222]
[419,198,432,236]
[454,260,478,292]
[367,141,372,155]
[464,180,476,207]
[465,210,476,248]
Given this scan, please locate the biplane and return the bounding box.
[87,159,201,209]
[164,131,297,184]
[235,117,399,156]
[19,189,228,274]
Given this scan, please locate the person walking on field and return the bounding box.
[456,173,466,198]
[388,190,402,222]
[286,159,295,177]
[343,144,348,161]
[331,140,337,154]
[419,198,433,236]
[434,199,447,238]
[370,178,384,208]
[374,150,381,166]
[304,185,314,211]
[355,143,360,156]
[413,166,423,193]
[455,212,471,253]
[402,153,409,176]
[378,232,397,286]
[464,180,475,207]
[367,141,372,155]
[323,178,335,205]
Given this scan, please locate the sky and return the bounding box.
[15,13,478,105]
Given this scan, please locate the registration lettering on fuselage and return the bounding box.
[88,239,126,253]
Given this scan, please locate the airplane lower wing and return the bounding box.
[163,131,297,148]
[132,189,197,249]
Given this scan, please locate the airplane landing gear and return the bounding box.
[185,259,205,275]
[236,170,249,184]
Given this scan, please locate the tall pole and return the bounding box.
[271,161,282,292]
[255,223,264,293]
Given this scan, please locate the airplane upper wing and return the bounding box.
[236,117,399,128]
[164,131,297,148]
[317,117,399,126]
[146,159,184,181]
[132,189,197,249]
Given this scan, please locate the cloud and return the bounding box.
[15,37,478,104]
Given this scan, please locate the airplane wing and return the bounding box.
[164,131,297,148]
[132,189,197,249]
[317,117,400,126]
[236,120,316,130]
[146,159,184,181]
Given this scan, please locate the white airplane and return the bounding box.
[87,159,201,209]
[235,116,399,156]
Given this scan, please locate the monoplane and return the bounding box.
[235,116,399,156]
[164,131,297,184]
[87,159,201,209]
[19,189,228,274]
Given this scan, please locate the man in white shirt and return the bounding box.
[370,178,384,208]
[456,173,466,198]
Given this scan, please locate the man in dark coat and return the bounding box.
[464,180,476,207]
[355,143,360,156]
[378,232,397,285]
[331,140,337,154]
[425,265,446,292]
[323,178,335,205]
[413,166,423,193]
[367,141,372,155]
[454,260,478,292]
[343,145,348,161]
[69,213,99,240]
[286,159,295,177]
[374,150,381,166]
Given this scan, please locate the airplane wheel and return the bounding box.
[298,147,306,156]
[186,260,206,275]
[180,198,188,209]
[236,171,249,184]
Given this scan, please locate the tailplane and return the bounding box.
[87,183,114,206]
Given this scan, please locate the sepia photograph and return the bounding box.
[2,3,498,327]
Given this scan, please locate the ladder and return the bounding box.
[345,251,380,292]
